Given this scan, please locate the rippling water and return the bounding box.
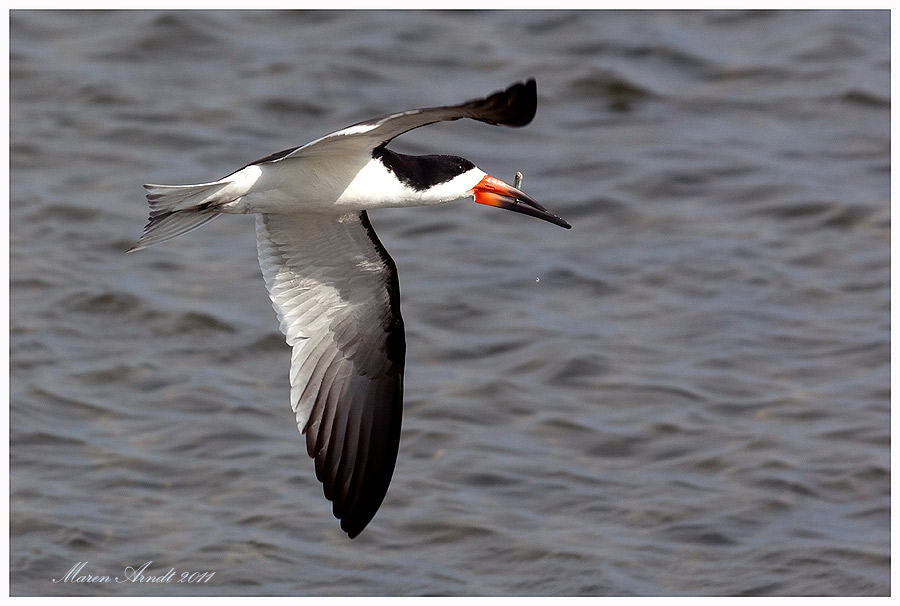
[10,10,889,596]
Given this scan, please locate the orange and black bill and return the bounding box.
[473,175,571,229]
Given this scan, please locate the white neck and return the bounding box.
[335,159,486,210]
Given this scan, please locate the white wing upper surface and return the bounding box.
[256,211,405,538]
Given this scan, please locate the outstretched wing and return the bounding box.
[247,79,537,164]
[256,211,405,538]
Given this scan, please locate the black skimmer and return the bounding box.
[129,78,570,538]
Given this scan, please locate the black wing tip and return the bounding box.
[503,78,537,127]
[343,519,367,539]
[310,367,404,540]
[333,420,402,539]
[334,482,389,539]
[338,481,393,538]
[465,78,537,128]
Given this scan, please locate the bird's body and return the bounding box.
[130,79,570,538]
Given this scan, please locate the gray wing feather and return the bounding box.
[256,211,405,538]
[251,79,537,164]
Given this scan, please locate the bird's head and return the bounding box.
[372,148,570,229]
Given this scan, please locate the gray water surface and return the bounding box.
[9,10,889,596]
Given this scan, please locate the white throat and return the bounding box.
[335,159,486,210]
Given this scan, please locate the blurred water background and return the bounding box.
[9,10,890,596]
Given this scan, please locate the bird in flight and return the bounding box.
[130,78,570,538]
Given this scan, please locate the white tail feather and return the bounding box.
[144,182,231,215]
[128,211,220,252]
[128,182,232,252]
[130,165,264,252]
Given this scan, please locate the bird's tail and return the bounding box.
[128,182,231,252]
